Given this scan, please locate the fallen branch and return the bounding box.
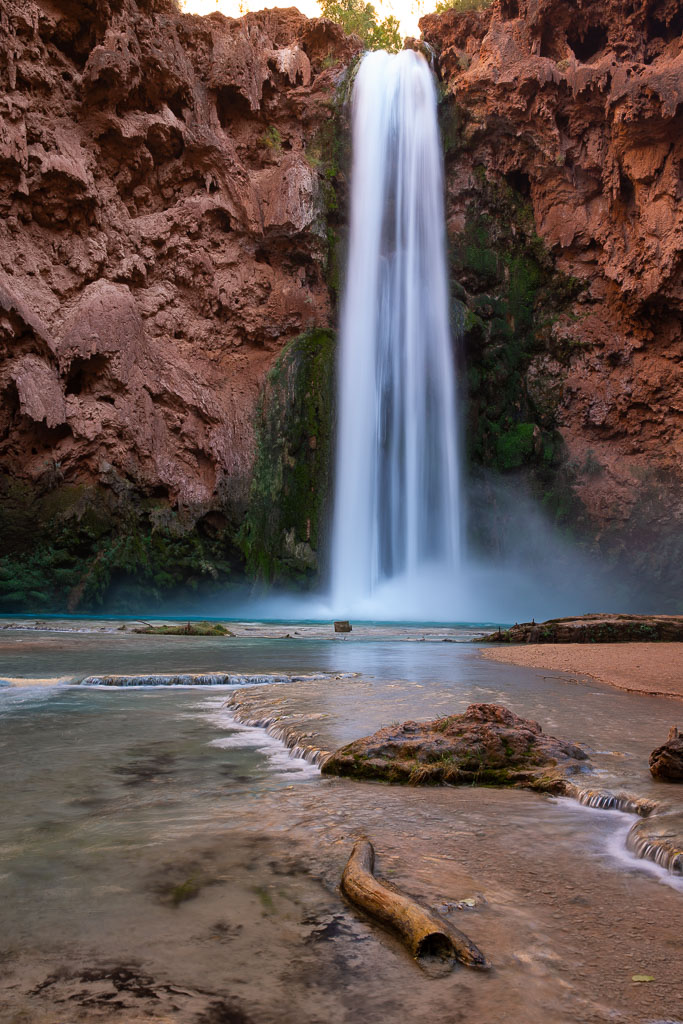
[341,839,490,970]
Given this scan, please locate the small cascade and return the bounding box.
[563,782,659,818]
[561,781,683,876]
[330,49,461,616]
[80,672,343,687]
[626,814,683,875]
[227,694,332,768]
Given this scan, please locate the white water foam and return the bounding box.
[552,796,683,892]
[197,697,319,778]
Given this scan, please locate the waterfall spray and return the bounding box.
[330,49,461,617]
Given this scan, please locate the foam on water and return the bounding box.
[198,698,320,778]
[553,797,683,892]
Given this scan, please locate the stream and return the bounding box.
[0,622,681,1024]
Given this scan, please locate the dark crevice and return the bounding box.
[0,382,20,440]
[206,208,232,233]
[568,24,609,62]
[539,25,565,60]
[619,170,635,206]
[65,354,110,396]
[646,9,683,42]
[167,91,188,121]
[216,85,254,130]
[500,0,519,19]
[504,169,531,197]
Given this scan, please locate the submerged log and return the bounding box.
[341,839,490,970]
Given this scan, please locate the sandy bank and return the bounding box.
[479,642,683,700]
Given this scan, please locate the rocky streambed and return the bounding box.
[2,628,683,1024]
[229,686,682,877]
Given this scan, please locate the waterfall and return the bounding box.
[330,49,461,618]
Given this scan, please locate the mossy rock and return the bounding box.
[323,703,588,788]
[238,328,336,584]
[133,621,234,636]
[496,422,537,471]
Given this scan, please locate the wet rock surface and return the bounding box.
[482,614,683,644]
[649,726,683,781]
[322,702,588,787]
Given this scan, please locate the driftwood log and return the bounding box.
[341,839,490,969]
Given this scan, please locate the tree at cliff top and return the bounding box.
[434,0,491,12]
[319,0,401,52]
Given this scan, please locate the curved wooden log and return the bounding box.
[341,839,490,969]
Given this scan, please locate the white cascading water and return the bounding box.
[330,49,461,619]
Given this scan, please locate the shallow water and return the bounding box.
[0,627,681,1024]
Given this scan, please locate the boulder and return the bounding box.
[322,703,588,786]
[649,727,683,782]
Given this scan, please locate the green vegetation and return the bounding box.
[238,329,336,584]
[0,475,240,613]
[251,885,275,913]
[169,877,201,907]
[319,0,401,52]
[434,0,492,14]
[261,125,282,151]
[444,162,587,531]
[496,423,537,471]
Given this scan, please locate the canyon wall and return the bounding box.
[421,0,682,598]
[0,0,680,610]
[0,0,356,609]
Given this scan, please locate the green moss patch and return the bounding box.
[238,328,336,584]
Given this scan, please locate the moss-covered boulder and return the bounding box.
[238,328,336,584]
[322,703,588,787]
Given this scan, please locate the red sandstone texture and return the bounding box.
[0,0,357,517]
[422,0,682,565]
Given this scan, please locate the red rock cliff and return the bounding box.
[0,0,356,515]
[422,0,682,592]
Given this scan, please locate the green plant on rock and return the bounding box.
[434,0,492,16]
[447,167,586,502]
[318,0,402,52]
[496,423,536,471]
[261,125,282,151]
[0,474,240,613]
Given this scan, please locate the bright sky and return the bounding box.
[180,0,429,40]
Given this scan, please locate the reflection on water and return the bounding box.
[0,631,681,1023]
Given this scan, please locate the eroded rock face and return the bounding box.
[421,0,682,593]
[649,726,683,781]
[0,0,359,607]
[322,702,588,786]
